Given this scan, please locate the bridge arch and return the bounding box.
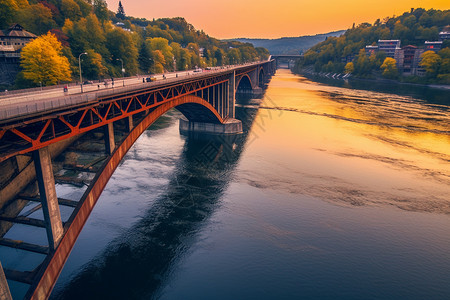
[258,68,265,88]
[29,94,223,299]
[236,74,253,92]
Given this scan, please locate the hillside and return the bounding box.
[233,30,345,55]
[294,8,450,84]
[0,0,269,88]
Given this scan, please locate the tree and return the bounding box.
[420,50,442,78]
[0,0,18,28]
[20,32,72,86]
[227,48,241,64]
[138,41,152,73]
[106,28,138,76]
[145,37,173,70]
[83,49,108,79]
[60,0,82,22]
[93,0,109,22]
[116,0,125,20]
[16,3,56,35]
[344,62,354,74]
[380,57,398,79]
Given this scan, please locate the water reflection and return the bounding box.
[51,103,260,299]
[236,70,450,214]
[303,74,450,105]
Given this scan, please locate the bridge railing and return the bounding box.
[0,61,271,123]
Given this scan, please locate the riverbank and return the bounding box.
[291,69,450,105]
[293,67,450,92]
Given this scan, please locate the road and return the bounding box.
[0,66,238,122]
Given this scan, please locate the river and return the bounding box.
[47,69,450,299]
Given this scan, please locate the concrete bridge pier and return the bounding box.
[33,147,63,251]
[180,71,243,135]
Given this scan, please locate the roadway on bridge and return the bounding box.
[0,63,263,122]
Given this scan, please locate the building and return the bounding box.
[424,41,443,52]
[378,40,401,58]
[365,45,378,56]
[0,24,36,85]
[439,25,450,41]
[399,45,424,76]
[0,24,36,59]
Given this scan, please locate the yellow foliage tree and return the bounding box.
[420,50,442,78]
[344,62,354,74]
[20,32,72,86]
[380,57,398,79]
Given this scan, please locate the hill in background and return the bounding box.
[232,30,346,55]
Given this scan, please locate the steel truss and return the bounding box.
[0,74,230,163]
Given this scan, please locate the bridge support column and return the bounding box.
[126,116,133,132]
[104,123,115,155]
[33,147,63,252]
[228,71,236,118]
[0,262,12,300]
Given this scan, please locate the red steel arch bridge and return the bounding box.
[0,60,275,299]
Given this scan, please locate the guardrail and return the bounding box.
[0,61,270,123]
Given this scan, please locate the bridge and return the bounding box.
[0,60,275,299]
[270,55,303,69]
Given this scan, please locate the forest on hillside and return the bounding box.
[0,0,269,87]
[233,30,345,55]
[294,8,450,84]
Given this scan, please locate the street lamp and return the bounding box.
[116,58,125,86]
[78,52,87,92]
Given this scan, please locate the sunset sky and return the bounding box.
[105,0,449,39]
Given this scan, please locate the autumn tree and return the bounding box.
[344,62,354,74]
[20,32,72,85]
[146,37,174,71]
[437,48,450,83]
[420,50,442,79]
[83,49,108,80]
[380,57,398,79]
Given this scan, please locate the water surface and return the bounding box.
[50,69,450,299]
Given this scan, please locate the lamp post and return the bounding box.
[78,52,87,92]
[116,58,125,87]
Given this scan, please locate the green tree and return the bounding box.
[437,48,450,83]
[93,0,109,22]
[227,48,241,64]
[146,37,173,70]
[116,0,125,20]
[106,28,138,76]
[380,57,398,79]
[354,49,371,76]
[60,0,82,22]
[0,0,18,28]
[420,50,442,78]
[138,41,152,73]
[20,32,72,85]
[16,3,56,35]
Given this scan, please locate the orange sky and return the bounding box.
[106,0,449,39]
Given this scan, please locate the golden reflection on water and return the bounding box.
[239,69,450,214]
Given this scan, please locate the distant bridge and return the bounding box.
[0,60,275,299]
[270,55,304,69]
